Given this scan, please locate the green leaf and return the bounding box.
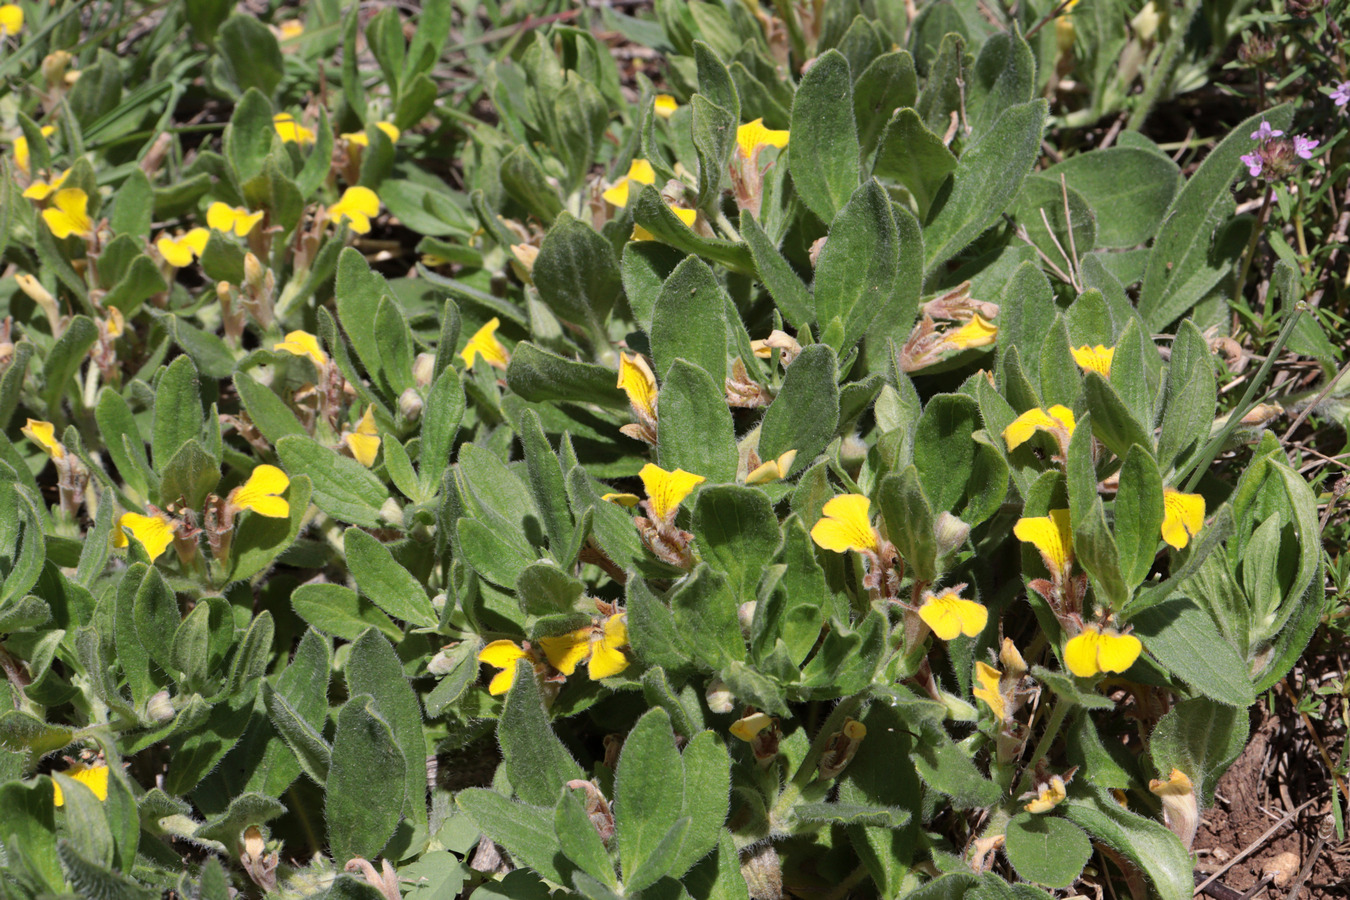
[498,660,584,806]
[1138,105,1294,330]
[912,393,980,513]
[1004,814,1091,889]
[1149,698,1248,805]
[853,50,918,160]
[916,32,964,135]
[41,316,99,412]
[456,790,568,884]
[264,682,332,785]
[345,629,429,826]
[627,577,695,673]
[534,213,622,333]
[57,839,156,900]
[1066,413,1128,610]
[1127,598,1256,706]
[1155,320,1216,474]
[873,108,957,221]
[879,467,937,583]
[657,360,737,484]
[693,485,782,603]
[789,50,860,222]
[650,254,729,383]
[924,100,1047,275]
[691,94,737,209]
[671,564,746,670]
[1015,174,1097,266]
[759,344,839,475]
[555,786,617,888]
[229,475,312,583]
[375,296,416,396]
[334,248,395,390]
[630,186,755,273]
[614,708,684,889]
[740,211,813,327]
[132,564,180,680]
[1082,372,1153,463]
[216,14,284,98]
[152,354,203,471]
[814,180,899,350]
[344,528,437,627]
[159,439,220,511]
[1062,787,1193,900]
[968,28,1034,135]
[0,779,63,892]
[276,435,387,528]
[908,721,1001,808]
[1041,148,1180,249]
[501,146,564,225]
[1115,446,1165,589]
[325,695,405,861]
[291,583,401,643]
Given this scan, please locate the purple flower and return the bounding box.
[1332,81,1350,107]
[1294,135,1319,159]
[1250,120,1285,141]
[1240,153,1264,177]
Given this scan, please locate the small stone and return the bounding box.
[1265,851,1299,887]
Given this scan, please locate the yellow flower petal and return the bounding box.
[52,763,109,807]
[632,205,697,241]
[43,188,93,239]
[639,463,706,521]
[1160,488,1205,550]
[588,615,630,680]
[539,628,592,676]
[654,94,679,119]
[973,661,1004,719]
[346,407,381,466]
[375,121,400,143]
[810,494,878,554]
[342,130,369,147]
[273,330,328,367]
[11,127,50,174]
[601,492,640,507]
[119,512,174,562]
[945,313,998,350]
[1014,508,1074,575]
[207,202,263,237]
[0,3,21,36]
[479,640,529,695]
[1003,405,1076,451]
[729,711,773,742]
[1064,626,1141,678]
[918,591,988,641]
[602,179,632,207]
[157,228,210,267]
[617,351,658,421]
[736,118,790,158]
[1025,775,1067,814]
[278,20,304,40]
[22,168,68,201]
[460,317,509,370]
[329,185,380,234]
[1071,344,1115,378]
[231,464,290,518]
[746,450,798,485]
[274,113,315,145]
[21,419,65,460]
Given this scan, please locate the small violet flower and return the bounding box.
[1332,81,1350,108]
[1293,135,1319,160]
[1250,120,1284,141]
[1239,152,1263,177]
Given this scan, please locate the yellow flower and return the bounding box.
[460,317,509,370]
[52,763,109,807]
[1160,488,1204,550]
[653,94,679,119]
[22,168,69,201]
[735,118,790,159]
[478,641,532,696]
[538,615,631,681]
[0,3,22,36]
[207,202,264,237]
[341,121,401,147]
[601,159,657,207]
[1025,775,1067,814]
[973,661,1005,720]
[42,188,94,239]
[944,313,998,350]
[21,419,65,460]
[156,228,210,268]
[273,330,328,367]
[1003,405,1076,452]
[13,125,56,175]
[119,512,175,562]
[103,307,125,339]
[601,492,640,507]
[1063,624,1142,678]
[639,463,706,521]
[617,351,658,421]
[278,20,304,40]
[273,112,315,145]
[328,185,380,234]
[729,711,774,742]
[229,465,290,517]
[632,205,697,242]
[345,405,381,467]
[810,494,879,554]
[746,450,798,485]
[1071,344,1114,378]
[918,589,988,641]
[1014,509,1074,577]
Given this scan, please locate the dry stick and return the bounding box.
[1279,678,1350,802]
[1038,207,1081,292]
[1192,799,1316,897]
[1280,355,1350,444]
[1061,173,1080,286]
[1282,828,1327,900]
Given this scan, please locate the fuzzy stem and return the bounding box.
[1125,0,1200,132]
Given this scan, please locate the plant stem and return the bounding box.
[1016,696,1073,796]
[1125,0,1201,132]
[1232,186,1274,304]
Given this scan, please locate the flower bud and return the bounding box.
[399,387,424,421]
[146,690,175,723]
[737,601,757,637]
[740,844,783,900]
[1055,16,1076,55]
[1132,1,1162,40]
[427,645,460,676]
[817,718,866,780]
[1149,768,1199,849]
[243,252,267,290]
[933,511,971,556]
[41,51,72,88]
[413,352,437,387]
[705,679,735,714]
[379,498,403,523]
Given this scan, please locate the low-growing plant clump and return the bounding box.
[0,1,1345,899]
